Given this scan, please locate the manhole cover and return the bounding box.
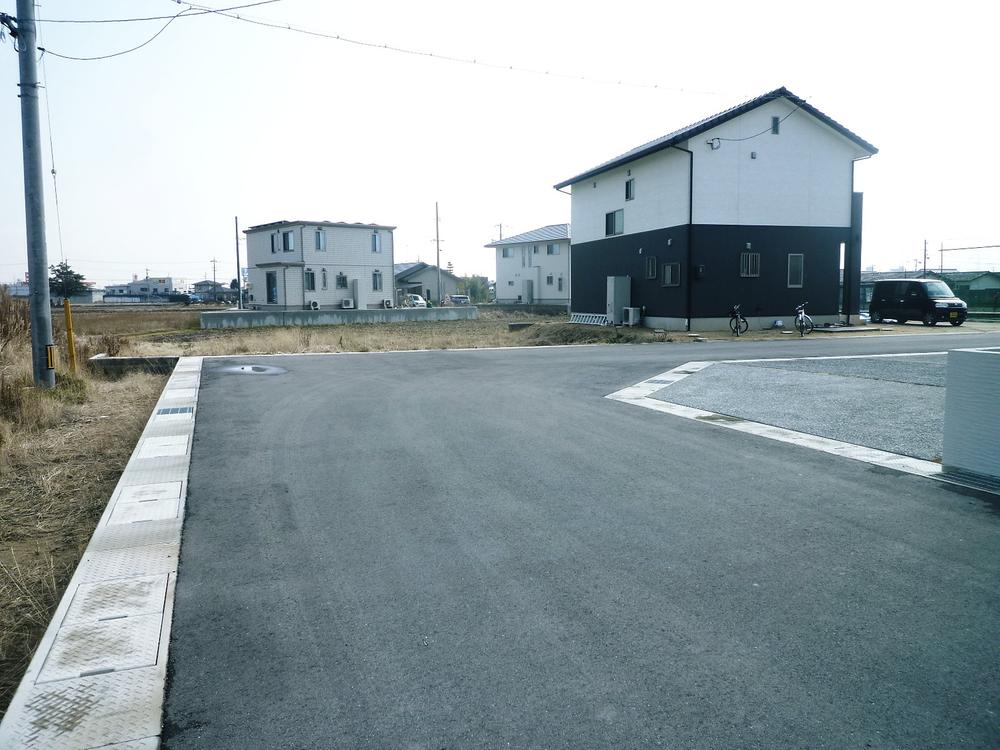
[217,364,287,376]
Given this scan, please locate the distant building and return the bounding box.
[192,280,229,300]
[393,262,461,304]
[103,276,174,301]
[554,87,877,329]
[485,224,570,305]
[245,220,395,310]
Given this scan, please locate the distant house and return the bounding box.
[102,276,174,302]
[554,87,877,329]
[245,220,395,310]
[484,224,570,305]
[192,280,228,300]
[393,262,461,304]
[927,270,1000,310]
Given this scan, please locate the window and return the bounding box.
[645,256,658,279]
[546,274,554,286]
[533,245,539,254]
[372,269,383,291]
[546,243,559,255]
[336,273,348,289]
[266,271,278,304]
[371,231,382,253]
[507,280,514,286]
[321,268,328,290]
[771,116,780,135]
[787,254,804,287]
[625,178,635,201]
[282,230,294,252]
[557,276,564,292]
[605,209,623,236]
[740,252,761,278]
[315,229,326,251]
[501,247,513,258]
[304,269,316,292]
[270,234,277,253]
[661,262,681,287]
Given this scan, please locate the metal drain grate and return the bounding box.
[156,406,194,416]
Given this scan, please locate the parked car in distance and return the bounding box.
[403,294,428,308]
[444,294,471,305]
[869,279,967,326]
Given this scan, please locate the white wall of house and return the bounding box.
[398,267,461,302]
[569,97,869,244]
[494,240,570,304]
[247,223,394,309]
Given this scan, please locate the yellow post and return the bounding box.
[63,299,77,374]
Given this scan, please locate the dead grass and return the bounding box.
[0,347,165,714]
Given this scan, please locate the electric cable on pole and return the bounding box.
[2,2,56,387]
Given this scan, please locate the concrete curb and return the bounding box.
[0,357,202,749]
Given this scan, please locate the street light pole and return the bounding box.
[435,202,441,304]
[8,1,55,387]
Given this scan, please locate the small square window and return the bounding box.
[661,262,680,287]
[507,280,514,286]
[502,247,513,258]
[625,178,635,201]
[336,273,348,289]
[546,243,559,255]
[605,209,624,236]
[546,274,553,286]
[740,252,760,278]
[787,253,804,288]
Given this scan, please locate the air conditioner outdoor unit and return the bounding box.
[309,300,320,311]
[341,298,355,309]
[623,307,642,326]
[383,298,394,309]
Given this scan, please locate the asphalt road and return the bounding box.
[163,331,1000,749]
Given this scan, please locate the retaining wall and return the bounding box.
[201,307,479,329]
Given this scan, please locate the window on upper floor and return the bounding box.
[546,244,559,255]
[372,231,382,253]
[501,247,513,258]
[304,269,316,292]
[740,252,761,278]
[533,245,539,254]
[625,178,635,201]
[270,234,277,253]
[336,272,348,289]
[605,209,623,236]
[316,229,327,251]
[507,280,514,286]
[282,230,294,252]
[661,262,680,287]
[788,254,804,288]
[771,116,781,135]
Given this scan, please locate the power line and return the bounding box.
[37,1,281,24]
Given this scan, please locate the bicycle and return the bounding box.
[729,304,748,336]
[794,301,814,336]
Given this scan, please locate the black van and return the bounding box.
[869,279,967,326]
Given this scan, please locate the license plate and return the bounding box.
[949,311,958,318]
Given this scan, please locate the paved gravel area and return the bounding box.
[161,338,1000,750]
[653,355,947,460]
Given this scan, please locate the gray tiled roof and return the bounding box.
[554,86,878,189]
[484,224,570,248]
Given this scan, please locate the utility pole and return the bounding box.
[495,223,503,241]
[435,202,441,305]
[234,216,242,309]
[922,239,927,277]
[210,257,218,302]
[3,2,55,387]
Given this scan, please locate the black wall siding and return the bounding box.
[571,224,849,319]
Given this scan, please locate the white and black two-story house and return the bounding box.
[554,87,877,330]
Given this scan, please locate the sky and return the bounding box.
[1,0,998,289]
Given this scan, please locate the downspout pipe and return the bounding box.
[672,144,694,331]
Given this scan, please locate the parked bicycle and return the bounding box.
[794,301,814,336]
[729,304,748,336]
